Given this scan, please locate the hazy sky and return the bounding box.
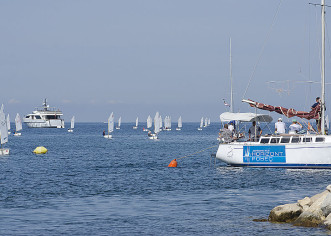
[0,0,329,122]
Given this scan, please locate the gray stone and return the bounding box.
[293,210,325,227]
[326,185,331,192]
[269,203,302,223]
[322,213,331,230]
[298,197,312,208]
[310,190,329,204]
[321,193,331,217]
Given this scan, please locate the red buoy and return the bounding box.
[168,159,178,167]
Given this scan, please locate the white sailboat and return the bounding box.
[216,0,331,168]
[7,114,10,134]
[133,117,138,129]
[0,105,9,155]
[148,112,160,139]
[208,118,211,126]
[176,116,182,131]
[204,117,208,127]
[163,116,171,131]
[14,113,22,136]
[144,115,152,132]
[198,117,203,130]
[116,117,121,130]
[104,112,114,139]
[68,116,75,132]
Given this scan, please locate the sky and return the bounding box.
[0,0,329,122]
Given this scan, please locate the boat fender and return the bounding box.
[33,146,48,154]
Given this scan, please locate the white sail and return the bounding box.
[118,117,121,128]
[178,116,182,128]
[204,117,208,127]
[135,117,139,127]
[147,115,152,128]
[15,113,22,132]
[159,115,162,129]
[71,116,75,129]
[200,117,204,128]
[154,112,160,134]
[7,114,10,131]
[108,112,114,133]
[0,105,9,144]
[208,118,211,125]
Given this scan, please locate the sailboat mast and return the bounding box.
[321,0,326,134]
[230,38,234,113]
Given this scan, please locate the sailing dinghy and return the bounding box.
[68,116,75,132]
[0,105,9,155]
[133,117,138,129]
[176,116,182,131]
[104,112,114,139]
[116,117,121,130]
[14,113,22,136]
[198,117,203,130]
[7,114,10,134]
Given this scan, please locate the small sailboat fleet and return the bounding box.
[0,105,9,155]
[133,117,138,129]
[14,113,22,136]
[104,112,114,139]
[176,116,182,131]
[116,117,121,130]
[68,116,75,133]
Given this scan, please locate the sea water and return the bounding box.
[0,122,330,235]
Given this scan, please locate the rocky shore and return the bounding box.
[269,185,331,229]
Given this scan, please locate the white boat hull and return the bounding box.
[216,141,331,168]
[0,148,9,155]
[197,128,202,131]
[176,128,181,131]
[68,129,73,133]
[103,134,112,139]
[24,119,64,128]
[115,127,120,130]
[133,126,138,129]
[148,133,158,139]
[14,133,21,136]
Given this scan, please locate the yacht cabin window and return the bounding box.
[35,115,41,119]
[280,137,290,143]
[270,138,280,143]
[303,137,312,143]
[291,137,301,143]
[316,137,325,142]
[260,138,270,144]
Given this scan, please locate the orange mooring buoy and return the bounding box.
[168,159,178,167]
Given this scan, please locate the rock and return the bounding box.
[298,197,312,210]
[269,203,302,223]
[322,213,331,230]
[321,193,331,217]
[326,185,331,192]
[293,191,329,227]
[310,190,328,204]
[293,210,325,227]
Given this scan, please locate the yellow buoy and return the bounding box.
[33,146,48,154]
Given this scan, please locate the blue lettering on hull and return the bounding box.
[243,146,286,163]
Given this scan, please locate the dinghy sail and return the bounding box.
[14,113,22,136]
[68,116,75,132]
[176,116,182,131]
[104,112,114,139]
[0,104,9,155]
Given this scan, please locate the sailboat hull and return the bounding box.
[0,148,9,155]
[103,134,112,139]
[133,126,138,129]
[68,129,73,133]
[14,133,21,136]
[216,140,331,168]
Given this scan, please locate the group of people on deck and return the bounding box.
[218,97,322,142]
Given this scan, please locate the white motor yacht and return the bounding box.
[23,99,64,128]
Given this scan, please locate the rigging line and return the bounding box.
[242,0,283,100]
[176,145,219,160]
[325,19,331,60]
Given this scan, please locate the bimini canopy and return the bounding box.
[220,112,273,123]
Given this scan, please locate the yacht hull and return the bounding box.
[24,119,64,128]
[216,142,331,168]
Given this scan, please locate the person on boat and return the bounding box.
[312,97,321,132]
[275,118,286,134]
[103,130,105,136]
[219,124,233,143]
[248,121,262,141]
[228,120,235,133]
[289,119,302,134]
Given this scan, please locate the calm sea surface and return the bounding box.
[0,122,330,235]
